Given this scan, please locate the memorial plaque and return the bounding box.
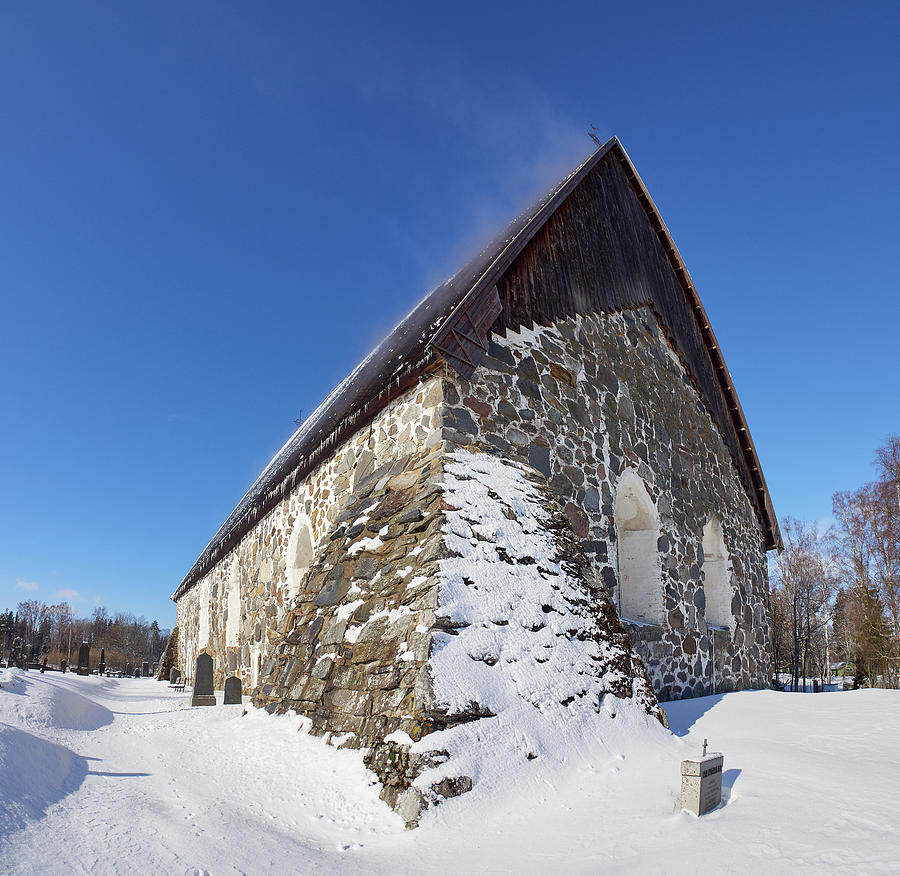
[191,654,216,707]
[681,752,724,816]
[223,675,242,705]
[77,642,91,676]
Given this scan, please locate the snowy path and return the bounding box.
[0,672,400,874]
[2,670,900,874]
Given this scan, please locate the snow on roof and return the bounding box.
[174,144,605,600]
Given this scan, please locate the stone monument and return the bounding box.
[125,662,132,676]
[98,647,106,676]
[169,667,181,684]
[191,654,216,707]
[223,676,242,705]
[77,642,91,676]
[60,659,67,673]
[142,661,149,677]
[681,740,724,816]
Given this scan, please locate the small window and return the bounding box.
[702,517,732,629]
[615,470,663,624]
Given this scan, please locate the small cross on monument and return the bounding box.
[681,738,724,816]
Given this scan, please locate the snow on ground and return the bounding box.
[2,668,900,874]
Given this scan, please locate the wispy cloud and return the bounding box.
[15,578,39,592]
[53,589,82,602]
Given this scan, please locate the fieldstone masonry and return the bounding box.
[174,307,771,822]
[252,440,665,824]
[442,309,770,699]
[155,627,180,681]
[176,378,445,694]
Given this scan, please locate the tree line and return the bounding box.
[0,601,170,671]
[770,435,899,689]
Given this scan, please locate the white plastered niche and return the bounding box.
[198,580,211,651]
[225,556,241,648]
[614,468,663,625]
[285,504,316,598]
[702,517,734,631]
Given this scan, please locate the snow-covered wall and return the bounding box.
[441,307,771,699]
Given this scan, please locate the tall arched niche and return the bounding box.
[285,508,315,597]
[198,580,211,650]
[614,469,663,624]
[224,557,241,648]
[702,517,733,629]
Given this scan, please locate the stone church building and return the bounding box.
[171,136,779,820]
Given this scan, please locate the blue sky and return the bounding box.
[2,2,898,627]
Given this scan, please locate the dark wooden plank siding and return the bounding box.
[496,153,760,520]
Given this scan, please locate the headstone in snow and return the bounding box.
[142,661,149,678]
[681,751,724,816]
[77,642,91,676]
[60,659,67,673]
[223,676,242,705]
[125,663,132,676]
[191,654,216,707]
[170,667,181,684]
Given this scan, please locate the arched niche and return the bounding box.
[224,558,241,648]
[198,580,211,649]
[702,517,733,630]
[614,469,663,624]
[285,509,315,597]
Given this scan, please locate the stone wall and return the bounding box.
[252,445,666,826]
[441,307,771,700]
[176,306,770,726]
[175,376,445,691]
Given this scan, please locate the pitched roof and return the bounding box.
[174,137,780,600]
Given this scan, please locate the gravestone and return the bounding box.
[170,667,181,684]
[77,642,91,676]
[681,745,724,816]
[223,675,242,705]
[60,659,67,673]
[125,662,132,676]
[98,647,106,676]
[142,661,149,678]
[191,654,216,707]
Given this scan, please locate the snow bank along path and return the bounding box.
[3,668,900,874]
